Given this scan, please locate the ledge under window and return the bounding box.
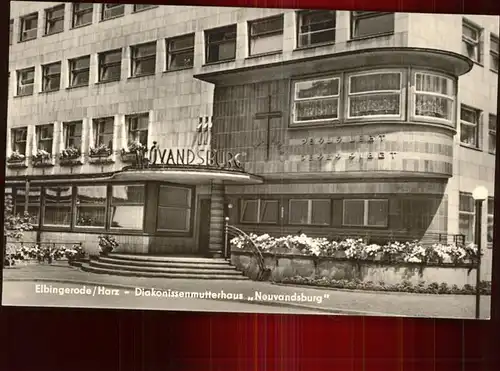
[293,41,336,52]
[163,66,193,74]
[347,32,395,43]
[245,50,283,60]
[459,143,483,152]
[202,59,236,67]
[66,84,89,91]
[95,79,121,85]
[127,73,155,80]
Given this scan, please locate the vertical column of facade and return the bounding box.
[208,181,225,257]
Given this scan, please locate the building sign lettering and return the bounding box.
[301,134,386,146]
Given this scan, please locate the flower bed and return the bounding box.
[4,243,86,266]
[231,234,477,265]
[275,277,492,295]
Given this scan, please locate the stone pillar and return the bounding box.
[208,181,225,258]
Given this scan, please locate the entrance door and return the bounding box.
[198,198,211,256]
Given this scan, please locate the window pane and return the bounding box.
[367,200,388,226]
[295,98,338,121]
[157,207,190,231]
[343,200,364,226]
[489,115,497,131]
[289,200,308,224]
[488,197,494,215]
[134,57,156,75]
[44,186,72,226]
[109,185,144,229]
[459,192,474,212]
[260,200,279,223]
[250,33,282,55]
[158,186,191,207]
[459,213,474,243]
[415,74,453,95]
[463,23,478,41]
[350,73,400,93]
[169,35,195,51]
[112,185,145,204]
[76,186,106,227]
[460,123,478,146]
[169,51,194,69]
[461,107,478,123]
[102,51,122,64]
[349,94,400,117]
[251,17,283,36]
[76,186,106,204]
[415,95,453,120]
[241,200,258,223]
[487,215,494,243]
[489,132,496,153]
[296,79,339,99]
[311,200,330,225]
[353,12,394,38]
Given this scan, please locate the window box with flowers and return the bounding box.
[32,149,53,168]
[59,147,82,166]
[89,144,114,164]
[98,235,119,255]
[121,141,147,163]
[7,151,27,168]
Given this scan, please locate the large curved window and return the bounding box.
[347,71,403,118]
[292,76,340,125]
[413,72,455,124]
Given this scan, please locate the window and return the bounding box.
[348,71,402,118]
[351,11,394,39]
[460,106,481,147]
[15,187,41,226]
[297,10,336,48]
[36,124,54,153]
[491,34,499,72]
[41,62,61,92]
[289,199,331,225]
[101,4,124,20]
[166,34,195,70]
[72,3,93,28]
[98,49,122,82]
[459,192,474,243]
[292,76,340,124]
[205,25,237,63]
[343,199,388,227]
[93,117,114,149]
[130,42,157,77]
[69,56,90,87]
[488,197,494,243]
[16,67,35,96]
[45,4,65,35]
[462,20,482,63]
[63,121,82,150]
[240,199,279,224]
[110,185,145,230]
[126,113,149,146]
[248,15,284,55]
[11,128,28,155]
[75,186,107,227]
[133,4,157,12]
[19,13,38,42]
[43,186,72,226]
[157,185,192,232]
[489,114,497,154]
[414,72,455,122]
[9,20,13,45]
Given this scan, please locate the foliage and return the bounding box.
[89,144,112,157]
[276,276,492,295]
[3,194,33,240]
[98,235,119,255]
[33,149,51,160]
[231,233,478,266]
[125,141,146,153]
[7,151,26,162]
[60,146,81,159]
[5,243,85,266]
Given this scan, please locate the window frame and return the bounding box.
[74,185,108,229]
[130,42,157,77]
[248,15,284,56]
[72,3,93,28]
[16,67,35,96]
[69,55,91,87]
[156,185,194,234]
[487,196,494,244]
[342,199,389,228]
[205,25,238,64]
[411,70,456,127]
[63,121,83,150]
[490,34,499,73]
[296,10,336,49]
[126,113,149,146]
[44,4,65,35]
[9,19,14,45]
[489,114,497,154]
[109,184,146,231]
[15,186,42,227]
[239,198,280,224]
[133,4,158,13]
[165,34,195,71]
[288,198,331,226]
[19,13,38,42]
[42,185,73,228]
[346,69,405,121]
[93,117,115,150]
[41,62,62,92]
[291,74,341,126]
[11,127,28,155]
[462,19,482,63]
[460,105,482,148]
[459,191,475,243]
[350,11,395,40]
[100,3,125,21]
[98,49,122,83]
[36,124,54,155]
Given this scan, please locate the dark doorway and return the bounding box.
[198,198,211,256]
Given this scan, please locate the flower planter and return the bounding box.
[89,155,114,165]
[120,152,137,163]
[6,159,27,169]
[60,157,83,167]
[333,250,347,259]
[32,157,53,168]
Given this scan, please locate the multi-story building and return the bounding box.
[6,2,498,279]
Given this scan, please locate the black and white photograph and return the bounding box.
[2,1,498,319]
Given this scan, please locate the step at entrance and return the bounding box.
[81,253,249,280]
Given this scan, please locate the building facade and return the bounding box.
[6,3,499,279]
